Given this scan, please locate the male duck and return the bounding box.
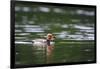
[32,33,55,49]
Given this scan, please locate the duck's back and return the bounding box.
[32,39,47,47]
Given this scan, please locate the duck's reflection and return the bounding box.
[32,45,54,64]
[46,45,54,64]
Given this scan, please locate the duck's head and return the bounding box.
[47,33,55,40]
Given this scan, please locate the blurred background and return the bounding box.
[15,2,95,66]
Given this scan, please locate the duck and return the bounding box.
[32,33,55,50]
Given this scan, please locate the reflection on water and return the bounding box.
[46,46,54,64]
[15,2,95,66]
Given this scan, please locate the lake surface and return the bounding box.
[15,2,95,66]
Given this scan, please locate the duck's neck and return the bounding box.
[47,39,51,46]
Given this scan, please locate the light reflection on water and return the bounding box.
[15,6,95,16]
[15,24,94,40]
[15,3,95,65]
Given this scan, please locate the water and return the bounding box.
[15,2,95,66]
